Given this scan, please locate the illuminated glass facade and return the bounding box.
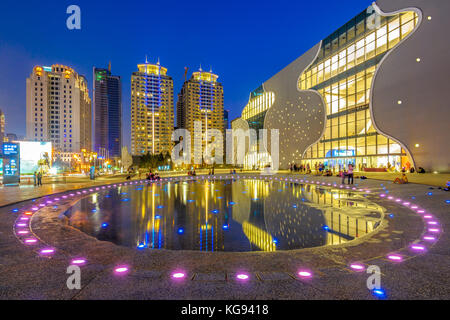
[176,69,224,164]
[131,61,174,156]
[299,8,418,171]
[93,67,122,159]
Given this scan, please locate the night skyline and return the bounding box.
[0,0,373,148]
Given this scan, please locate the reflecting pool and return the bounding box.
[64,179,384,252]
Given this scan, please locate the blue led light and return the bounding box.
[122,198,129,202]
[155,194,160,196]
[322,225,330,231]
[187,200,195,203]
[211,209,219,214]
[155,215,161,219]
[101,222,108,228]
[428,192,433,196]
[53,206,58,209]
[372,288,386,298]
[177,228,184,234]
[411,196,416,200]
[222,225,229,230]
[137,244,146,249]
[229,201,236,205]
[91,209,97,212]
[389,214,394,218]
[273,238,278,244]
[12,208,18,212]
[252,198,259,201]
[157,205,164,209]
[293,204,297,208]
[105,195,111,198]
[121,192,128,195]
[446,200,450,204]
[217,196,224,199]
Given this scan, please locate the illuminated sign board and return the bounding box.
[3,143,18,155]
[18,141,52,175]
[2,143,20,185]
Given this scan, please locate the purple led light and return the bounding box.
[16,223,27,227]
[427,221,438,225]
[20,217,29,221]
[297,270,313,278]
[40,248,55,255]
[114,266,129,274]
[71,258,87,265]
[410,245,426,252]
[24,238,38,244]
[423,215,433,219]
[236,273,249,280]
[171,272,186,279]
[423,236,436,241]
[17,230,29,234]
[349,263,366,271]
[387,254,403,262]
[428,228,440,233]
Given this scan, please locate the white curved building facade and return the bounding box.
[234,0,450,173]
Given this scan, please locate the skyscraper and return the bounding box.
[93,65,122,159]
[176,68,224,164]
[131,60,174,156]
[26,65,91,153]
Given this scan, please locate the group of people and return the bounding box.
[187,170,197,176]
[146,171,161,181]
[33,171,43,186]
[340,164,354,185]
[288,163,311,174]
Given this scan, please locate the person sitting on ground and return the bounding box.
[418,167,425,173]
[394,173,409,184]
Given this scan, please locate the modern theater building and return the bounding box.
[233,0,450,173]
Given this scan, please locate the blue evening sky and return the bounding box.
[0,0,373,148]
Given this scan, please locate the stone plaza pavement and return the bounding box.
[0,172,448,300]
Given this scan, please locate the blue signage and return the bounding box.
[2,143,20,185]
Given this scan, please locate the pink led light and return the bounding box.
[20,217,29,221]
[298,270,313,278]
[31,207,38,211]
[403,202,410,206]
[411,205,418,209]
[395,199,402,202]
[427,221,438,225]
[350,264,366,271]
[423,236,436,241]
[40,248,55,255]
[71,259,87,265]
[236,273,249,280]
[39,203,45,207]
[16,223,27,227]
[55,198,60,201]
[428,228,440,233]
[410,245,426,251]
[114,266,129,274]
[423,215,433,219]
[172,272,186,279]
[24,238,38,244]
[388,196,393,200]
[417,210,425,213]
[17,230,29,234]
[387,254,403,262]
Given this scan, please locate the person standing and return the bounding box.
[347,164,354,185]
[33,171,37,186]
[37,171,42,186]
